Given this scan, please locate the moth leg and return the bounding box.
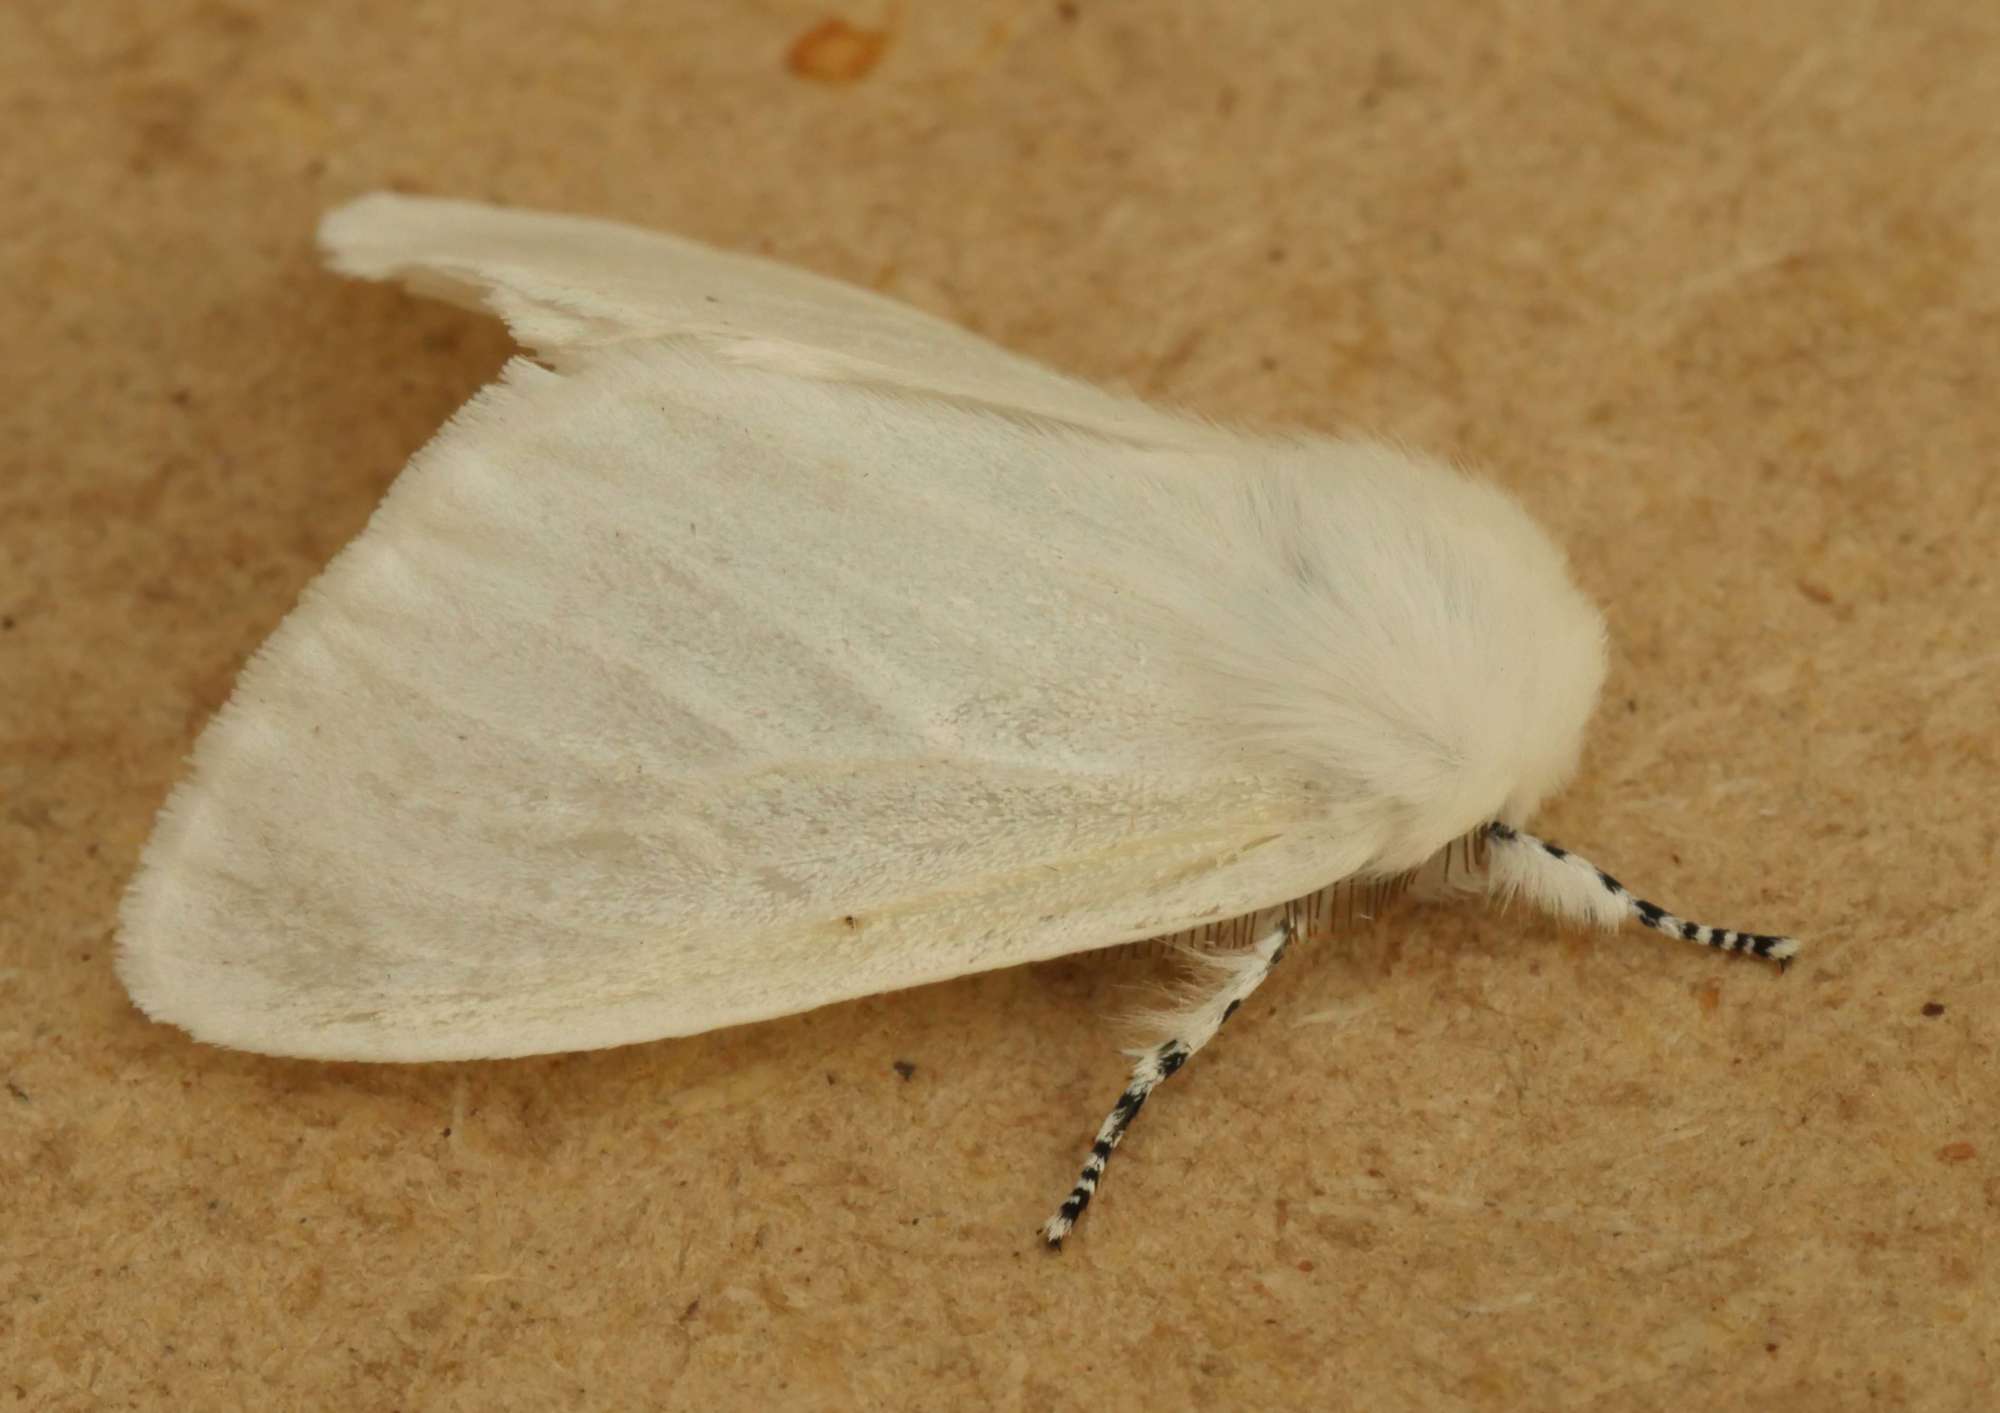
[1041,911,1296,1250]
[1484,822,1800,968]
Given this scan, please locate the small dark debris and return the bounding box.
[169,388,193,407]
[1057,1,1080,20]
[679,1297,700,1323]
[1626,697,1639,713]
[892,1060,917,1081]
[441,1126,453,1137]
[1,615,15,630]
[1922,1002,1945,1018]
[826,1071,837,1085]
[1766,1343,1779,1354]
[7,1082,28,1103]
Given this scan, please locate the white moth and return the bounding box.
[118,195,1798,1247]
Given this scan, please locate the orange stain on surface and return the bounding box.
[787,18,892,83]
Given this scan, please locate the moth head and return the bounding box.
[1492,615,1607,827]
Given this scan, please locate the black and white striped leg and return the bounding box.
[1484,821,1800,968]
[1042,913,1296,1249]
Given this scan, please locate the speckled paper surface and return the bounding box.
[4,2,1995,1408]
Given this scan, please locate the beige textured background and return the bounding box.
[4,2,1996,1408]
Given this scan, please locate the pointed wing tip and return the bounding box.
[317,190,467,280]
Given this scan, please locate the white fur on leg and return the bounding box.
[1485,826,1629,929]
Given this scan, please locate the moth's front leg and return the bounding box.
[1042,911,1296,1249]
